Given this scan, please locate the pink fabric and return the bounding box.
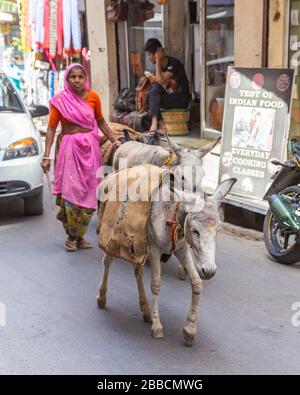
[43,0,50,49]
[51,64,102,210]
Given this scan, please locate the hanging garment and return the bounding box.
[20,0,26,51]
[49,0,57,58]
[56,0,64,56]
[20,0,31,52]
[63,0,82,52]
[25,0,33,50]
[29,0,36,50]
[35,0,44,46]
[48,70,55,98]
[43,0,50,49]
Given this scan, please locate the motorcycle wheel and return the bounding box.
[263,186,300,265]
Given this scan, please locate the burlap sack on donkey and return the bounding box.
[97,164,172,265]
[100,122,144,166]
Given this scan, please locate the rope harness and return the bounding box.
[164,152,175,168]
[165,202,181,253]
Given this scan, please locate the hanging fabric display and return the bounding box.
[21,0,84,59]
[18,0,87,107]
[63,0,82,52]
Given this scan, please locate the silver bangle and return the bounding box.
[43,156,51,160]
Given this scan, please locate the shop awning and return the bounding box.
[0,1,18,14]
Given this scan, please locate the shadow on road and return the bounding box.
[0,198,29,226]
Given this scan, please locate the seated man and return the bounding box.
[144,38,191,132]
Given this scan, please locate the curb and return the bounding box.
[221,222,263,241]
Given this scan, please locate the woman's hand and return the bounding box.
[41,158,51,173]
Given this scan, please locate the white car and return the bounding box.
[0,71,49,215]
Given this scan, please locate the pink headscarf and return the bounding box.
[50,63,95,130]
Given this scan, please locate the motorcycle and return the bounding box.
[263,145,300,264]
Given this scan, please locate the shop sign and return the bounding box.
[219,67,294,201]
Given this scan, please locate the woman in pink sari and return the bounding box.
[41,63,120,251]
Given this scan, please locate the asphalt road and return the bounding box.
[0,196,300,375]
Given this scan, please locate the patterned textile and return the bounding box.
[55,135,94,240]
[56,195,94,240]
[49,0,57,57]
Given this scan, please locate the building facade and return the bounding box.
[86,0,296,143]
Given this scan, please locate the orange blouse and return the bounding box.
[48,90,104,129]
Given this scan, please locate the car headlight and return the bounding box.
[3,137,39,161]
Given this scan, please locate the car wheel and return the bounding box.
[24,189,43,216]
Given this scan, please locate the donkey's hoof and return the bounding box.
[183,326,195,346]
[97,296,106,309]
[143,313,152,323]
[151,327,164,339]
[178,266,187,281]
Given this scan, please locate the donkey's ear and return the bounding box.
[209,178,237,206]
[164,131,181,156]
[197,137,221,159]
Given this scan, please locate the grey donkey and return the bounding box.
[97,177,236,345]
[113,134,221,194]
[113,135,221,280]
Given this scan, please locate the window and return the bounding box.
[205,0,234,131]
[0,73,24,112]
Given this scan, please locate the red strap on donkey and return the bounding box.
[165,202,181,253]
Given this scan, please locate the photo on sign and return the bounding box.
[291,9,300,26]
[231,106,276,152]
